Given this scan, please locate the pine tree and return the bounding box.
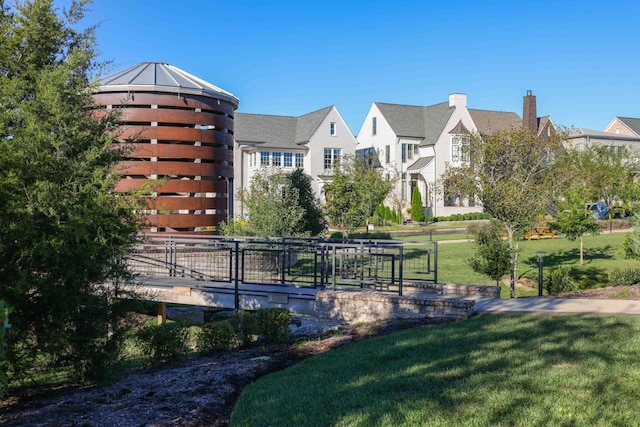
[0,0,140,384]
[410,187,424,222]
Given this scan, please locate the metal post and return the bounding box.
[234,241,240,310]
[536,250,546,297]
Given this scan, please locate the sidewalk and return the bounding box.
[473,297,640,315]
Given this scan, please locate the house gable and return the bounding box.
[604,117,640,137]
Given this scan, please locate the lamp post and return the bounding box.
[536,250,546,297]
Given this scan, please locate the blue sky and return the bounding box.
[82,0,640,134]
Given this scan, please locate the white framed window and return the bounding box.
[284,152,292,167]
[272,151,282,166]
[451,135,470,163]
[324,148,341,169]
[330,122,336,136]
[385,145,390,164]
[401,144,407,163]
[260,151,270,166]
[295,153,304,168]
[372,117,377,135]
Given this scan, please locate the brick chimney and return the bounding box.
[523,90,537,132]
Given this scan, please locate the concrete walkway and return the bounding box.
[473,297,640,315]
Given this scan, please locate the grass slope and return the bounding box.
[231,315,640,426]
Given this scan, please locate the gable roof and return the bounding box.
[468,109,522,134]
[235,106,333,149]
[374,101,454,145]
[614,117,640,136]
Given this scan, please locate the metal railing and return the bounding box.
[125,235,437,296]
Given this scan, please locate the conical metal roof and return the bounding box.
[96,62,239,107]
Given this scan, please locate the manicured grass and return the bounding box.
[431,231,636,295]
[231,315,640,426]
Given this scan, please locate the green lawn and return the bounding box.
[426,231,639,297]
[231,315,640,426]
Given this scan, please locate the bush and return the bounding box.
[256,308,292,344]
[229,311,260,346]
[545,266,576,295]
[134,322,190,363]
[196,321,239,354]
[609,269,640,287]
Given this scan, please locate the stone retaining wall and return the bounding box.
[315,290,474,325]
[408,282,500,298]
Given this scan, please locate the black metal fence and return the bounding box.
[126,235,437,296]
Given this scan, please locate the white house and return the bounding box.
[233,106,357,217]
[356,93,530,218]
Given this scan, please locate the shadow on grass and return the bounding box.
[232,315,638,426]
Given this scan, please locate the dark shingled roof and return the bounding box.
[615,117,640,136]
[235,106,333,149]
[468,109,522,134]
[375,102,454,146]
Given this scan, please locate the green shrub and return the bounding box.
[196,321,239,354]
[134,322,190,363]
[256,308,292,343]
[545,266,575,295]
[609,269,640,287]
[229,311,260,346]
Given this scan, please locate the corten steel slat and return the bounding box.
[94,85,235,233]
[93,92,236,116]
[127,144,232,162]
[114,179,227,193]
[148,214,227,229]
[146,197,228,210]
[117,161,232,178]
[117,126,233,145]
[119,109,232,129]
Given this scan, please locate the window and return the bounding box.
[324,148,341,169]
[272,151,281,166]
[414,145,419,156]
[295,153,304,168]
[284,152,292,167]
[451,136,470,163]
[330,122,336,136]
[372,117,377,135]
[260,151,269,166]
[401,144,407,163]
[385,145,390,164]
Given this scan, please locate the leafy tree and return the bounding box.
[0,0,141,384]
[440,127,566,297]
[563,145,640,231]
[0,300,11,398]
[324,154,392,237]
[410,187,423,222]
[468,222,512,286]
[551,191,601,265]
[236,168,323,237]
[623,215,640,260]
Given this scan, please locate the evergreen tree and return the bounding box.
[0,0,140,384]
[285,168,325,236]
[623,215,640,260]
[410,187,423,222]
